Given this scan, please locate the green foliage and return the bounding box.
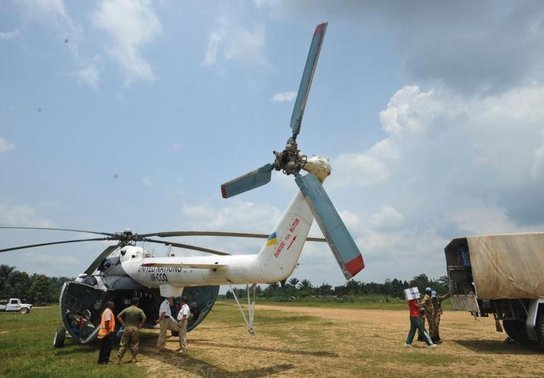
[28,274,51,304]
[252,273,449,302]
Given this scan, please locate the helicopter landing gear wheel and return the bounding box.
[53,326,66,348]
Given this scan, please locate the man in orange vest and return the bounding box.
[97,301,116,364]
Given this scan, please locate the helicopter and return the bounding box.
[0,22,364,347]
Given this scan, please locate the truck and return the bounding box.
[445,233,544,345]
[0,298,33,314]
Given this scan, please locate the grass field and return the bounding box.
[1,301,543,377]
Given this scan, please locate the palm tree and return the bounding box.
[287,277,300,288]
[297,279,313,291]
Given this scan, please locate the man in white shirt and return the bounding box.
[176,297,190,353]
[156,297,177,352]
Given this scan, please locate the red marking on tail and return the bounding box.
[345,255,365,277]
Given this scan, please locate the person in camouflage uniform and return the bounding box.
[431,290,450,344]
[116,297,147,364]
[420,287,436,342]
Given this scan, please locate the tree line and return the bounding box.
[0,265,73,304]
[227,273,449,300]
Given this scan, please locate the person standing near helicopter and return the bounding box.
[97,301,116,364]
[176,298,190,354]
[116,297,146,364]
[156,296,177,352]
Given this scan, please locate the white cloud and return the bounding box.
[271,91,296,102]
[447,205,519,236]
[76,64,100,88]
[0,137,15,153]
[182,201,281,232]
[371,206,404,231]
[332,153,389,188]
[325,82,544,281]
[203,15,268,71]
[0,205,55,227]
[0,30,20,40]
[141,176,154,188]
[19,0,82,55]
[92,0,162,82]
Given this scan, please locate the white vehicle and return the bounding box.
[0,298,33,314]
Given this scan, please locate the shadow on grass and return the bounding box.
[141,347,294,377]
[454,339,544,354]
[190,339,337,357]
[202,316,320,331]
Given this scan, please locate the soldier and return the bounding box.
[431,290,450,344]
[420,287,436,342]
[116,297,147,364]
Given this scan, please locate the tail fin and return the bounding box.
[255,191,314,282]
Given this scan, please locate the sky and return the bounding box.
[2,0,544,291]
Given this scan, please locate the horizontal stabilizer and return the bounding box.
[295,173,364,279]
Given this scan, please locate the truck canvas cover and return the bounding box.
[446,233,544,299]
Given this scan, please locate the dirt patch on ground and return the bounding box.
[131,305,543,377]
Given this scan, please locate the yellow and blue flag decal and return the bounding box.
[266,232,278,246]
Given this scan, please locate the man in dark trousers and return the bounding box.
[116,297,147,364]
[97,301,116,364]
[404,296,436,348]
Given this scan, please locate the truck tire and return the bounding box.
[503,320,537,345]
[536,313,544,343]
[53,326,66,348]
[20,307,29,314]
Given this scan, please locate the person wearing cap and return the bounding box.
[431,290,450,344]
[404,295,435,348]
[156,297,177,352]
[420,287,436,341]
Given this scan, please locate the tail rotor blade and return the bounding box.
[290,22,327,139]
[295,172,364,280]
[221,163,273,198]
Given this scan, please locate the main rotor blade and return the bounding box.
[0,226,115,237]
[144,238,230,256]
[221,163,273,198]
[142,230,326,242]
[295,173,364,280]
[0,237,110,253]
[84,244,121,275]
[290,22,327,139]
